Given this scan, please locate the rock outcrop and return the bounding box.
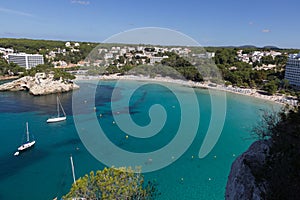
[0,73,79,95]
[225,140,271,200]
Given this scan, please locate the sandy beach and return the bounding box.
[75,74,298,106]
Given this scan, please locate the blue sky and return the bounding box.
[0,0,299,48]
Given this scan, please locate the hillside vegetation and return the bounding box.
[252,107,300,200]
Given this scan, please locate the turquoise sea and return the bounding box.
[0,80,279,200]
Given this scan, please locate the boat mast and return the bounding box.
[26,122,29,142]
[57,96,60,117]
[70,155,76,184]
[60,97,66,117]
[57,96,66,117]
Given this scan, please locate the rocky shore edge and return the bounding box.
[225,140,271,200]
[0,75,19,81]
[0,73,79,95]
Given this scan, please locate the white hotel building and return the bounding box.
[285,53,300,88]
[8,53,44,69]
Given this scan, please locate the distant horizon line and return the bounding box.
[0,36,299,50]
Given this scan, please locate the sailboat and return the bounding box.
[14,122,36,156]
[53,155,83,200]
[47,96,66,123]
[69,155,87,200]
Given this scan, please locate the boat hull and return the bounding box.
[47,116,67,123]
[17,140,36,151]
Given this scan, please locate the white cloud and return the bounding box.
[262,29,271,33]
[249,21,254,25]
[0,7,33,17]
[71,0,90,5]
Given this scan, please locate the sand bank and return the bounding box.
[75,74,298,106]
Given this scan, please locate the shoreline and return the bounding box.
[75,74,298,106]
[0,76,19,81]
[0,75,79,95]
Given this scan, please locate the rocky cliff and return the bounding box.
[225,140,271,200]
[0,73,79,95]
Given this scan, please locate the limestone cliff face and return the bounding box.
[225,140,271,200]
[0,74,79,95]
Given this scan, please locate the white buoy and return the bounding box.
[214,155,217,159]
[125,135,129,139]
[233,154,236,157]
[112,121,115,124]
[14,151,19,156]
[208,178,212,181]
